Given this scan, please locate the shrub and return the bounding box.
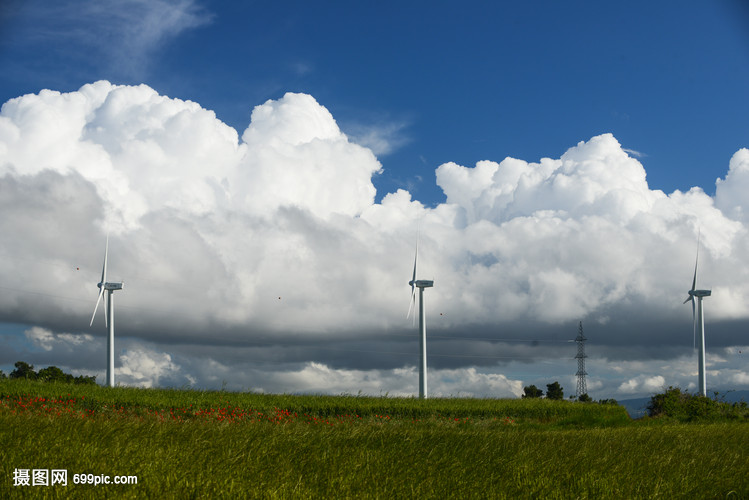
[74,375,97,385]
[598,399,619,406]
[647,387,749,421]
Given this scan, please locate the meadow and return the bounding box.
[1,379,747,499]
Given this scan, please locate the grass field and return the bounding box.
[1,379,747,498]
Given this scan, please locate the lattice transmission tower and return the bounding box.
[575,321,588,398]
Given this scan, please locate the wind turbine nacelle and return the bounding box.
[104,282,123,291]
[413,280,434,288]
[690,289,711,297]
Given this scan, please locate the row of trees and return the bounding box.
[522,381,578,400]
[0,361,96,385]
[522,382,609,403]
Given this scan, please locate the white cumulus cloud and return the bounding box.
[117,348,188,388]
[1,82,749,397]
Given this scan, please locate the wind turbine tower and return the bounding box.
[89,236,123,388]
[575,321,588,398]
[407,235,433,399]
[684,232,711,397]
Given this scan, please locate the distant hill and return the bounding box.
[617,397,651,419]
[618,390,749,419]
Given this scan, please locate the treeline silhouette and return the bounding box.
[1,361,96,385]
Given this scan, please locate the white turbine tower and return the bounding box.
[407,234,433,399]
[684,232,711,397]
[89,236,123,388]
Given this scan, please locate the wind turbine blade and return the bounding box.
[411,239,418,284]
[691,252,698,292]
[407,229,419,320]
[101,235,109,286]
[691,228,701,291]
[684,229,700,304]
[90,288,104,327]
[103,289,108,328]
[409,291,418,327]
[692,298,696,350]
[407,287,416,319]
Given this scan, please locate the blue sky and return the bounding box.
[2,1,748,202]
[1,0,748,399]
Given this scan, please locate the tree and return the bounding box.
[10,361,37,380]
[522,385,543,398]
[37,366,74,383]
[74,374,96,385]
[546,381,564,400]
[577,393,592,403]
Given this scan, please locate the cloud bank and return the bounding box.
[1,82,748,397]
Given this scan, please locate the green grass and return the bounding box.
[1,379,747,498]
[0,378,630,424]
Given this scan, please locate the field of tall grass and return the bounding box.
[2,379,747,498]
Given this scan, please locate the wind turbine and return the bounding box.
[407,233,433,399]
[683,231,711,397]
[89,236,123,388]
